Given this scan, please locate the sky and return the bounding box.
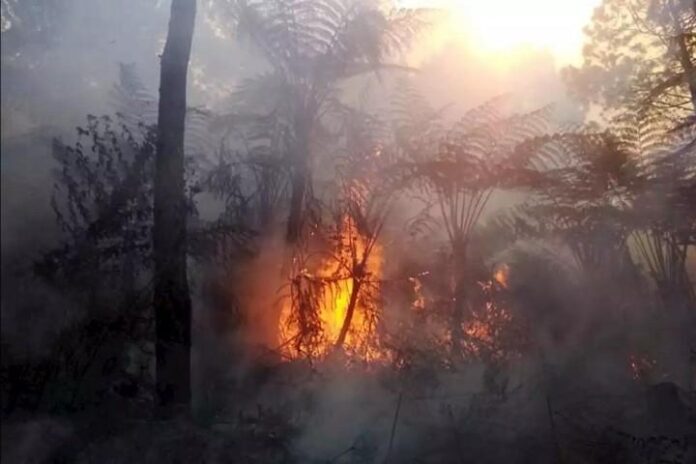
[402,0,603,66]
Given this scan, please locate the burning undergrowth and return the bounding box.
[278,213,385,362]
[270,222,527,371]
[257,122,535,369]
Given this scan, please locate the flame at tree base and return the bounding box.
[277,216,386,362]
[276,225,521,366]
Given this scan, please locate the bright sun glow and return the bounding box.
[402,0,602,64]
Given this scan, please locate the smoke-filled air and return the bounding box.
[2,1,695,463]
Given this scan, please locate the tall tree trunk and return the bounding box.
[450,242,467,359]
[286,166,307,244]
[286,116,312,244]
[670,0,696,112]
[153,0,196,412]
[335,277,363,349]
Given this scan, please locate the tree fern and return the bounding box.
[212,0,428,243]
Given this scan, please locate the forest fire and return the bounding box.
[628,353,657,382]
[276,226,521,365]
[4,0,696,461]
[493,264,510,288]
[459,269,519,362]
[277,216,386,361]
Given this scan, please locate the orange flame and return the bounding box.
[409,276,426,312]
[493,264,510,288]
[278,216,384,361]
[277,247,520,364]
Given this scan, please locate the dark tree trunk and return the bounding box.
[286,116,312,244]
[153,0,196,412]
[335,277,363,349]
[450,280,466,358]
[670,0,696,112]
[286,167,307,244]
[677,34,696,112]
[450,243,468,359]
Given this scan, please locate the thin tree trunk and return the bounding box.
[450,243,467,359]
[678,37,696,112]
[153,0,196,412]
[286,167,307,244]
[335,277,363,348]
[286,116,312,244]
[670,0,696,112]
[451,281,465,355]
[546,395,564,464]
[384,391,403,464]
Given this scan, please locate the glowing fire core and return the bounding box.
[278,217,384,361]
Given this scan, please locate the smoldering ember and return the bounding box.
[1,1,695,463]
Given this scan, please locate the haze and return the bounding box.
[2,1,694,463]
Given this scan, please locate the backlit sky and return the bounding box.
[401,0,603,66]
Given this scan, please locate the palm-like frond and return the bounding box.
[392,97,554,248]
[622,114,696,305]
[211,0,429,244]
[619,112,695,239]
[481,127,642,277]
[488,111,695,299]
[224,0,425,81]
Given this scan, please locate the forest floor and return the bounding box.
[3,375,696,464]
